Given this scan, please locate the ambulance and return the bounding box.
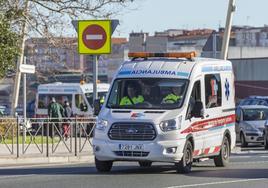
[35,82,110,117]
[93,52,236,173]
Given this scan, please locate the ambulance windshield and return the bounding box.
[107,78,188,109]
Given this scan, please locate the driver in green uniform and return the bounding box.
[162,87,182,104]
[120,83,144,106]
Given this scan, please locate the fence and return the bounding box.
[0,117,96,158]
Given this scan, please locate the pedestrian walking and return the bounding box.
[63,101,73,140]
[48,97,64,137]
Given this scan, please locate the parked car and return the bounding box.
[264,120,268,149]
[238,96,268,107]
[236,105,268,147]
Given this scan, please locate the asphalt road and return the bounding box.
[0,146,268,188]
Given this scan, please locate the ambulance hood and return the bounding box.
[99,107,183,125]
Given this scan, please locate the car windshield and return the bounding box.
[243,108,268,121]
[106,78,188,109]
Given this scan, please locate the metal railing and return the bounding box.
[0,117,96,157]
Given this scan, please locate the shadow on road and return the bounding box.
[0,164,268,179]
[187,168,268,179]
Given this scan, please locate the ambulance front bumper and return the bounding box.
[92,138,185,163]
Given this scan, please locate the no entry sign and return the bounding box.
[78,20,111,54]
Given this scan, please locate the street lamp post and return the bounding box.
[221,0,236,60]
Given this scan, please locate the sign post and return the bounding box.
[20,57,35,143]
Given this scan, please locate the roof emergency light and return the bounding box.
[128,52,197,59]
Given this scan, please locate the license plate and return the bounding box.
[119,144,144,151]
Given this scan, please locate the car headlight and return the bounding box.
[159,116,182,132]
[96,119,108,131]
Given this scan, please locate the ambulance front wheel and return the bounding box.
[95,157,113,172]
[176,140,193,174]
[214,136,230,167]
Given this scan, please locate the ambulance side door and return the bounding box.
[203,73,223,154]
[185,78,205,156]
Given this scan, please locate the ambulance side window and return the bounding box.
[205,74,222,108]
[186,80,201,119]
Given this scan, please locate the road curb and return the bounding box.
[0,155,95,166]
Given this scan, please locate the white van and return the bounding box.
[93,52,236,173]
[35,82,110,117]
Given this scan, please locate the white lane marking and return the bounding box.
[233,161,268,165]
[260,156,268,158]
[165,178,268,188]
[0,174,36,180]
[230,155,251,159]
[233,150,268,155]
[86,34,103,40]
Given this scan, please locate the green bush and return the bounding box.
[0,118,17,141]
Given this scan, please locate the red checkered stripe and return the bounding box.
[193,146,221,156]
[181,114,236,134]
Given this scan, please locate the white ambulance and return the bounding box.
[35,82,110,117]
[93,52,236,173]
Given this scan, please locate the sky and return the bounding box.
[112,0,268,38]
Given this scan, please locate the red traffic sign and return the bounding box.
[82,24,107,50]
[78,20,111,54]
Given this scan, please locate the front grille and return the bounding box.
[108,122,156,141]
[257,137,264,141]
[114,151,149,157]
[246,133,259,136]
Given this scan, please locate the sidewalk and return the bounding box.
[0,138,95,166]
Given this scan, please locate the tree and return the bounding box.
[0,0,20,79]
[1,0,137,113]
[0,0,136,75]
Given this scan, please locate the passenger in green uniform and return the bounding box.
[100,96,105,105]
[120,83,144,106]
[162,87,182,104]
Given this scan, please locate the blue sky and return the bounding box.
[113,0,268,37]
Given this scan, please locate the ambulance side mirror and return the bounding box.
[93,99,101,116]
[191,101,204,118]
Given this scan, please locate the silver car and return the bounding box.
[264,121,268,149]
[235,105,268,147]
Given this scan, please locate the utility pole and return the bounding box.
[11,0,29,116]
[93,55,98,101]
[220,0,236,60]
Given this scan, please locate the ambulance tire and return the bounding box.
[214,136,230,167]
[176,140,193,174]
[95,157,113,172]
[138,161,152,167]
[240,132,248,147]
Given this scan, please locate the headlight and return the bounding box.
[159,116,182,132]
[96,119,108,131]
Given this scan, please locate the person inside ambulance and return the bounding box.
[120,83,144,106]
[162,86,182,104]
